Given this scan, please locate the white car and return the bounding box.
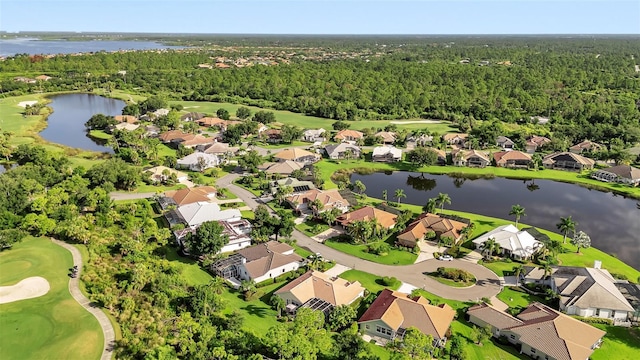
[438,255,453,261]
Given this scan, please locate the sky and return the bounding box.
[1,0,639,35]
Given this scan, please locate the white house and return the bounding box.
[175,202,241,228]
[302,128,326,143]
[472,224,543,260]
[235,241,304,283]
[175,219,252,255]
[176,152,221,171]
[372,146,403,162]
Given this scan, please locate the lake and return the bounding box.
[0,38,184,56]
[40,93,123,152]
[352,171,640,270]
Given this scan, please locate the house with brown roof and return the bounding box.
[334,129,364,143]
[521,265,634,322]
[467,302,606,360]
[569,140,603,154]
[273,148,320,164]
[285,189,350,215]
[442,133,469,146]
[161,186,217,209]
[113,115,139,124]
[525,135,551,154]
[591,165,640,186]
[275,270,365,311]
[197,117,241,131]
[159,130,191,144]
[236,241,303,283]
[542,152,595,171]
[336,206,397,229]
[375,131,397,145]
[493,150,533,168]
[203,142,239,156]
[359,289,456,347]
[180,134,216,148]
[452,149,491,168]
[496,136,515,150]
[396,213,467,248]
[258,160,305,176]
[145,166,188,184]
[264,129,283,143]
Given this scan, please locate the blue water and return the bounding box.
[0,38,184,56]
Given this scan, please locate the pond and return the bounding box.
[39,93,124,153]
[351,171,640,271]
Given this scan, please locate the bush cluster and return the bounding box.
[571,315,613,326]
[436,267,475,283]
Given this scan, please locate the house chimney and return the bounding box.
[593,260,602,269]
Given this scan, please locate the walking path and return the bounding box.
[51,239,115,360]
[216,173,502,302]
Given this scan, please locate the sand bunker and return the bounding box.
[389,120,442,124]
[17,100,38,108]
[0,276,50,304]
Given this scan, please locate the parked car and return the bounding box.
[438,255,453,261]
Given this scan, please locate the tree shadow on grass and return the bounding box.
[242,304,270,318]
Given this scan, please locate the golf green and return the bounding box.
[0,237,103,360]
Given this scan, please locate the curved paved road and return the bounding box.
[217,174,502,302]
[52,239,115,360]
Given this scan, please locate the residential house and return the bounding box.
[302,128,326,143]
[175,219,252,254]
[442,133,469,146]
[153,108,170,117]
[472,224,543,260]
[235,241,303,283]
[493,151,533,168]
[258,161,305,176]
[110,122,140,132]
[372,146,403,162]
[591,165,640,186]
[569,140,603,154]
[275,270,365,313]
[197,117,241,132]
[180,112,205,122]
[172,201,241,228]
[159,130,191,144]
[542,152,595,171]
[285,189,350,215]
[160,186,217,209]
[270,178,316,195]
[180,134,216,149]
[521,265,634,322]
[467,302,605,360]
[524,135,551,154]
[203,142,239,156]
[396,213,467,248]
[375,131,397,145]
[273,148,320,164]
[496,136,515,150]
[427,148,447,165]
[143,125,160,138]
[334,129,364,143]
[452,149,491,168]
[615,282,640,322]
[145,166,188,184]
[324,143,361,160]
[113,115,139,124]
[358,289,456,347]
[406,134,433,149]
[264,129,283,143]
[14,77,36,83]
[336,206,397,229]
[176,152,221,171]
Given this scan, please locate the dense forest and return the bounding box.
[2,37,640,146]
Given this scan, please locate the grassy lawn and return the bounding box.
[496,287,546,310]
[0,94,48,145]
[0,237,103,360]
[165,247,216,286]
[481,260,529,277]
[88,130,112,140]
[240,210,255,220]
[591,325,640,360]
[324,239,417,265]
[295,219,329,237]
[219,283,283,336]
[427,274,476,288]
[450,319,528,360]
[339,270,401,294]
[291,243,313,258]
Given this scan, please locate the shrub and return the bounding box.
[382,276,399,287]
[368,242,391,255]
[571,315,613,325]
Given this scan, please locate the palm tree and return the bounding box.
[309,198,323,214]
[556,216,577,244]
[459,223,475,242]
[436,192,451,213]
[482,237,499,259]
[509,204,526,229]
[512,265,525,286]
[539,263,552,279]
[348,220,374,244]
[394,188,406,205]
[210,277,226,295]
[422,198,438,214]
[353,180,366,195]
[382,189,388,202]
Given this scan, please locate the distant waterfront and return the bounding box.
[0,38,185,56]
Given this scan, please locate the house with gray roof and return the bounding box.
[177,152,221,171]
[324,143,361,160]
[173,201,241,228]
[302,128,326,143]
[591,165,640,186]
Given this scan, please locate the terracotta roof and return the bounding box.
[359,289,456,340]
[181,134,215,147]
[258,161,304,175]
[336,206,397,229]
[237,241,302,279]
[493,150,532,163]
[113,115,139,124]
[275,270,365,306]
[335,129,364,140]
[442,133,469,142]
[397,213,467,243]
[454,149,490,162]
[526,135,551,146]
[273,148,319,161]
[203,142,238,155]
[197,117,225,126]
[286,189,348,212]
[164,186,216,206]
[375,131,397,142]
[159,130,191,142]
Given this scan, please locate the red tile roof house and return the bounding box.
[336,206,398,230]
[467,302,606,360]
[396,213,467,248]
[358,289,456,347]
[524,135,551,154]
[569,140,603,154]
[334,129,364,143]
[493,150,533,168]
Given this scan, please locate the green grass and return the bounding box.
[219,283,283,336]
[0,94,50,145]
[88,130,112,140]
[363,342,391,360]
[295,219,330,237]
[165,247,215,286]
[240,210,255,220]
[291,243,313,258]
[496,287,546,310]
[0,237,103,360]
[591,325,640,360]
[428,274,476,288]
[450,319,528,360]
[324,239,418,265]
[339,269,401,294]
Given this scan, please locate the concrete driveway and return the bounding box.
[216,173,502,302]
